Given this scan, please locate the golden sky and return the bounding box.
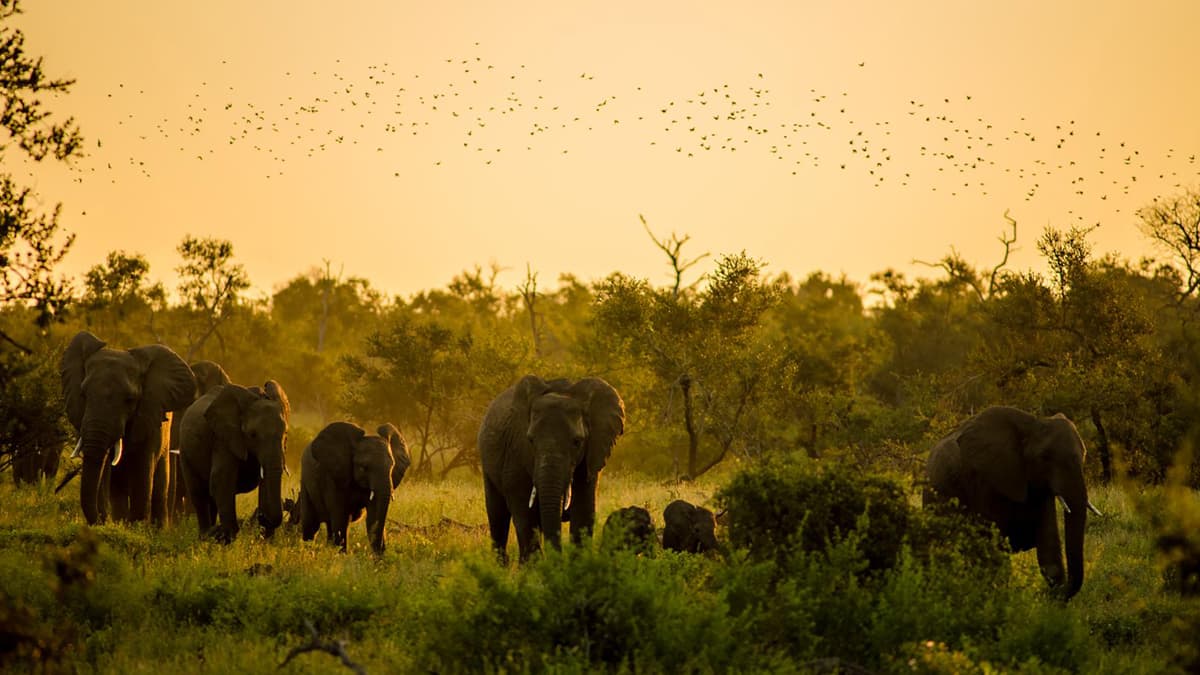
[17,1,1200,298]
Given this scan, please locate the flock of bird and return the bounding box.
[45,44,1200,223]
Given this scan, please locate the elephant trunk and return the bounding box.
[256,455,284,537]
[77,421,121,525]
[1063,507,1086,599]
[365,475,392,554]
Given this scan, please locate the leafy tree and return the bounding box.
[0,0,81,349]
[79,251,166,345]
[593,250,780,479]
[175,235,250,360]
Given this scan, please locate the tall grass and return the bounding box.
[1,468,1198,673]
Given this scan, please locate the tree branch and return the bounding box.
[279,620,366,675]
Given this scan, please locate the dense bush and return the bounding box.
[716,457,913,571]
[419,547,742,673]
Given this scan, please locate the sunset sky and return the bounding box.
[16,1,1200,299]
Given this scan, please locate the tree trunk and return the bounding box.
[680,374,699,479]
[1090,407,1112,483]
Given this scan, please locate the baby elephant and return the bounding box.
[600,506,656,554]
[662,500,720,554]
[298,421,410,554]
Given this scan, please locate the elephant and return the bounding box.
[925,405,1102,599]
[298,421,410,553]
[10,435,64,486]
[59,331,196,525]
[600,506,656,554]
[479,375,625,563]
[167,360,231,519]
[178,380,290,542]
[662,500,720,554]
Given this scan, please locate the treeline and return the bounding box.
[4,193,1200,485]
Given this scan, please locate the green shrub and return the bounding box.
[419,546,743,673]
[716,458,912,572]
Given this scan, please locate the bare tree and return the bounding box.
[517,263,541,357]
[1138,188,1200,299]
[640,214,709,297]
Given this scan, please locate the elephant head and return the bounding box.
[309,421,398,553]
[513,375,625,550]
[927,406,1099,599]
[662,500,720,554]
[60,331,195,524]
[191,360,231,396]
[205,381,290,535]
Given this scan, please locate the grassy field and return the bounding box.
[1,467,1198,674]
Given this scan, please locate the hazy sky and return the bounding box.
[16,1,1200,299]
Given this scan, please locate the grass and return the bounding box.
[0,468,1197,674]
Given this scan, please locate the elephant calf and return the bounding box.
[298,421,410,554]
[600,506,656,554]
[662,500,720,554]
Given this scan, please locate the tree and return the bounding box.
[175,236,250,360]
[593,250,779,479]
[0,0,82,351]
[1138,187,1200,300]
[80,251,166,344]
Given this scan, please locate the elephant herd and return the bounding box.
[52,331,1098,598]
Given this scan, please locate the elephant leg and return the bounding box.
[1035,497,1066,589]
[109,463,131,522]
[180,458,211,534]
[126,451,154,522]
[150,453,168,527]
[511,497,540,563]
[568,466,597,544]
[324,498,349,551]
[299,488,320,542]
[484,477,512,563]
[210,463,240,543]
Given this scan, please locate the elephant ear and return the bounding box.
[204,384,259,461]
[311,422,365,486]
[378,423,410,488]
[957,407,1032,503]
[569,377,625,476]
[262,380,290,423]
[129,343,197,440]
[60,331,107,431]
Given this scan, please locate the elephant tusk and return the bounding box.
[1088,501,1103,517]
[72,437,83,458]
[111,438,124,466]
[529,486,537,509]
[369,490,375,502]
[169,448,181,455]
[1056,495,1072,514]
[260,467,265,479]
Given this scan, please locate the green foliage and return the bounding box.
[717,458,913,572]
[0,341,68,483]
[1,0,80,333]
[420,548,740,673]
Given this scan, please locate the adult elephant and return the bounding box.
[59,331,196,525]
[298,422,410,553]
[178,381,290,542]
[479,375,625,562]
[167,360,232,519]
[925,406,1102,599]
